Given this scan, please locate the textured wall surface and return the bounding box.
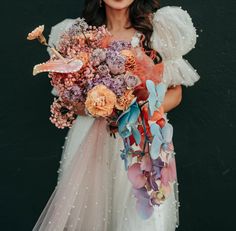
[0,0,235,230]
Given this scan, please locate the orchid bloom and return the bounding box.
[150,121,174,160]
[117,98,141,144]
[133,187,154,219]
[161,157,177,186]
[146,80,167,117]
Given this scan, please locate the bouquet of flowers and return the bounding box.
[27,18,177,219]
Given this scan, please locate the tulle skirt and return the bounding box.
[33,115,179,231]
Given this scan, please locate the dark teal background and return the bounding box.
[0,0,235,230]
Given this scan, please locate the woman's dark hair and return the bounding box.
[82,0,160,49]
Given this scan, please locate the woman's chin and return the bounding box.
[104,0,134,11]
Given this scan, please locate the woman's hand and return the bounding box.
[162,85,182,113]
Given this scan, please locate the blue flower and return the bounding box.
[146,80,166,116]
[117,98,141,145]
[150,122,173,159]
[120,138,133,170]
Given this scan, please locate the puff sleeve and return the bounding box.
[150,6,200,87]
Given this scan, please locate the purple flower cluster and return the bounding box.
[91,48,106,66]
[124,73,140,89]
[67,18,89,37]
[108,40,131,52]
[87,73,126,96]
[85,40,140,96]
[106,54,126,75]
[97,64,110,76]
[105,41,131,75]
[63,85,83,102]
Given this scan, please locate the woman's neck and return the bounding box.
[105,6,130,32]
[105,6,135,41]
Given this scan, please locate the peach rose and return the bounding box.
[115,90,135,111]
[85,85,117,117]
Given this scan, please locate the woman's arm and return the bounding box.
[162,85,182,113]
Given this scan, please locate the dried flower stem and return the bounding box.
[49,47,67,63]
[38,35,67,63]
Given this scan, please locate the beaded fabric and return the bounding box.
[33,6,200,231]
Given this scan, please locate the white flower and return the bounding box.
[131,36,140,48]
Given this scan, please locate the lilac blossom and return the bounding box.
[106,53,126,75]
[125,73,140,89]
[110,75,126,96]
[97,64,110,76]
[91,48,106,66]
[108,40,131,52]
[152,157,165,180]
[63,85,83,102]
[86,72,127,97]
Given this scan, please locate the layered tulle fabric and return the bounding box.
[151,6,200,87]
[33,5,201,231]
[33,116,179,231]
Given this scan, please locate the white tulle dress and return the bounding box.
[33,6,200,231]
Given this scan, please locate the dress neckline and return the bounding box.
[108,30,142,47]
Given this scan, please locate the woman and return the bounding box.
[33,0,200,230]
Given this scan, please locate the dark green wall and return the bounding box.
[0,0,235,230]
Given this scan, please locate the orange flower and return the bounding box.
[100,35,112,48]
[120,49,136,72]
[85,85,117,117]
[27,25,47,45]
[27,25,44,40]
[115,90,135,111]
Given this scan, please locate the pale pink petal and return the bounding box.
[128,163,146,189]
[136,198,154,220]
[160,167,170,186]
[161,158,177,186]
[33,59,83,76]
[169,158,177,181]
[161,183,172,197]
[140,154,152,172]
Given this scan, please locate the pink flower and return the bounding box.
[140,154,152,172]
[133,187,154,220]
[127,163,146,189]
[49,98,76,129]
[161,157,177,186]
